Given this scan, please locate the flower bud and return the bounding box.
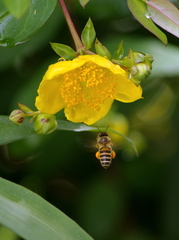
[131,63,152,83]
[9,110,25,124]
[33,113,57,135]
[130,52,153,85]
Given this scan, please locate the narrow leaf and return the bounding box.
[50,42,76,60]
[147,0,179,38]
[81,18,96,49]
[2,0,30,18]
[0,0,57,47]
[57,120,95,132]
[0,177,94,240]
[127,0,167,45]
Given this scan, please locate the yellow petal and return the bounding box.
[114,77,143,102]
[35,78,64,114]
[64,98,114,125]
[35,54,143,125]
[43,55,124,80]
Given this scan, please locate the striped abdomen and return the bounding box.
[96,147,115,169]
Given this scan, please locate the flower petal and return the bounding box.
[44,55,124,80]
[114,78,143,102]
[64,98,114,125]
[35,54,143,125]
[35,78,65,114]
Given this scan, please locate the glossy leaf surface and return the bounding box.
[127,0,167,45]
[0,0,57,47]
[2,0,30,18]
[0,177,94,240]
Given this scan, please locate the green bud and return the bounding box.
[113,40,124,60]
[131,63,152,82]
[81,18,96,49]
[33,113,57,135]
[133,52,146,63]
[50,42,76,60]
[95,38,112,60]
[130,52,153,85]
[9,110,25,125]
[133,52,154,65]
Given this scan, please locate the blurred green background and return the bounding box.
[1,0,179,239]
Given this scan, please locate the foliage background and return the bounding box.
[1,0,179,239]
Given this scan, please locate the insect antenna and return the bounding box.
[105,125,109,132]
[96,126,101,133]
[96,125,110,133]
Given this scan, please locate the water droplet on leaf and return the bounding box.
[145,12,151,19]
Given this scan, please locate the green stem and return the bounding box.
[58,0,84,51]
[25,111,40,118]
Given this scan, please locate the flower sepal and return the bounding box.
[18,102,33,113]
[95,38,112,60]
[112,50,153,85]
[112,40,124,60]
[50,42,76,60]
[81,18,96,50]
[33,113,57,135]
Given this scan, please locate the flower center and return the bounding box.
[60,62,117,111]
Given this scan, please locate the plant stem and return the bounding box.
[58,0,84,51]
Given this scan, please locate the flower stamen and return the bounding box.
[60,62,117,110]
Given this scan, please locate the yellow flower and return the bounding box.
[35,55,142,125]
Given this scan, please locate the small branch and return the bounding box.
[58,0,84,51]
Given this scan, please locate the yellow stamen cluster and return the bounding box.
[35,55,142,125]
[60,62,116,111]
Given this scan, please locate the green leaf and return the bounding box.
[81,18,96,49]
[95,38,112,59]
[127,0,167,45]
[0,116,35,146]
[57,121,138,156]
[79,0,91,8]
[57,120,95,132]
[0,177,94,240]
[0,0,57,47]
[2,0,30,18]
[0,116,138,155]
[147,0,179,38]
[108,129,139,156]
[50,42,76,60]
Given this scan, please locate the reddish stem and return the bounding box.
[58,0,84,51]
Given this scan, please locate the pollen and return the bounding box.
[60,62,117,111]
